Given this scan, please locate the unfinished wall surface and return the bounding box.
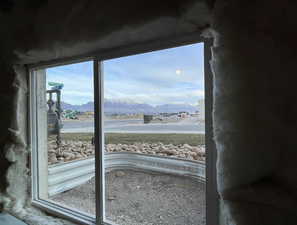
[0,0,211,224]
[211,0,297,224]
[1,0,297,224]
[0,64,72,225]
[0,0,210,65]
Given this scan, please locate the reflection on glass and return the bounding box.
[103,43,206,225]
[41,61,96,216]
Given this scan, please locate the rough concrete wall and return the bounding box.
[211,1,297,224]
[0,1,211,224]
[0,63,32,217]
[0,63,16,210]
[0,0,210,65]
[5,66,29,216]
[5,0,297,224]
[0,64,76,225]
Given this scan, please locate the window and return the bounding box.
[29,39,217,225]
[30,62,96,224]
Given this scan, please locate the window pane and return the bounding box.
[34,61,96,216]
[103,43,206,225]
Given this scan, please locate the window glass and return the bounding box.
[31,43,209,225]
[34,61,96,216]
[103,43,206,225]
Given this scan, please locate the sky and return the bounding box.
[46,43,204,106]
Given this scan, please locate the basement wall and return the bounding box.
[211,0,297,224]
[0,64,75,225]
[0,1,211,224]
[0,62,29,212]
[1,0,297,225]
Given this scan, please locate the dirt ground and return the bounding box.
[51,170,205,225]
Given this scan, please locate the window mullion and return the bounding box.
[94,60,105,225]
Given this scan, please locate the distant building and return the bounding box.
[197,99,205,121]
[160,112,178,117]
[178,111,189,118]
[143,114,154,123]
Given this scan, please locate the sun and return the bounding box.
[175,69,182,75]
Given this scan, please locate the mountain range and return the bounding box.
[61,100,198,114]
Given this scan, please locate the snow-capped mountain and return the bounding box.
[61,99,198,114]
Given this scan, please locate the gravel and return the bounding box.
[51,169,205,225]
[47,140,205,165]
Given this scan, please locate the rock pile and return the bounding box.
[105,143,205,161]
[48,140,95,165]
[48,140,205,165]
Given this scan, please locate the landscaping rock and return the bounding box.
[48,140,205,165]
[49,155,58,164]
[115,171,126,177]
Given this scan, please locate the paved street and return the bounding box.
[61,119,205,134]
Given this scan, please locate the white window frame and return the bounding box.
[28,35,218,225]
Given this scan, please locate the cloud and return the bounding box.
[46,43,204,105]
[105,87,204,106]
[47,64,93,104]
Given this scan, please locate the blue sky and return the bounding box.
[47,43,204,106]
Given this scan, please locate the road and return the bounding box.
[61,118,205,134]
